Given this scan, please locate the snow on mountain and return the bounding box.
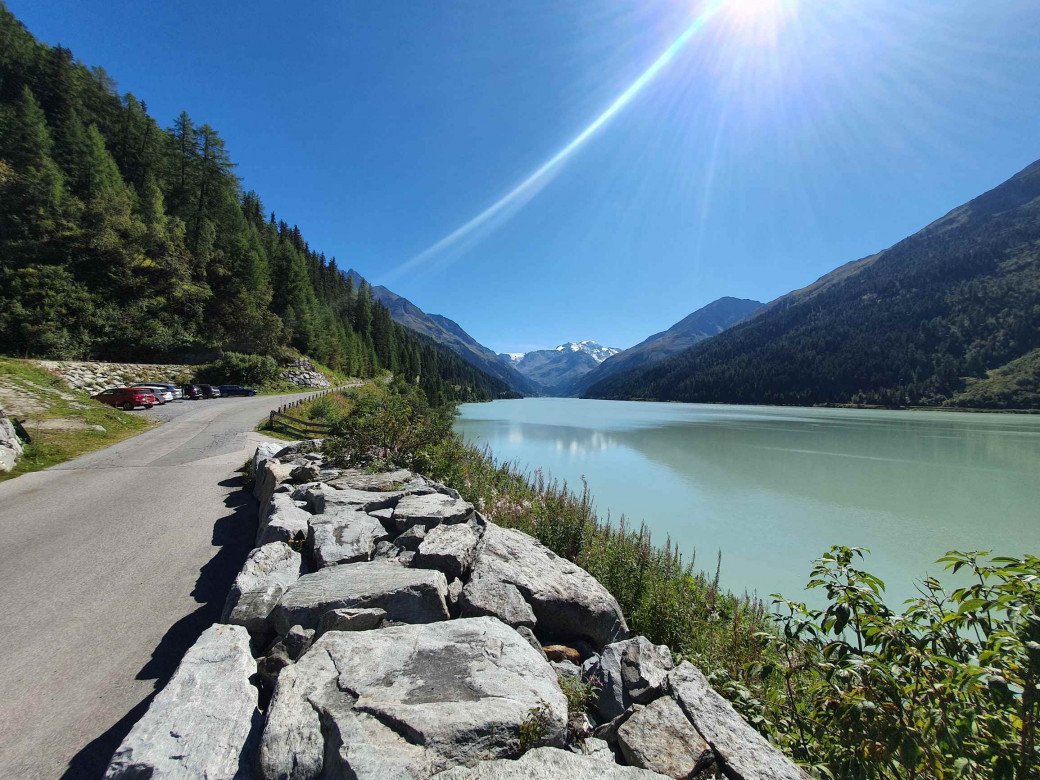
[497,340,620,395]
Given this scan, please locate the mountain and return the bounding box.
[501,341,620,396]
[345,270,538,395]
[0,6,511,404]
[585,159,1040,408]
[570,297,762,397]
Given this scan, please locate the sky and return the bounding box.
[11,0,1040,353]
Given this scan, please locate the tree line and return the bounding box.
[0,4,512,404]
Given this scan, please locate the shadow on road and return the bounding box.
[61,476,259,780]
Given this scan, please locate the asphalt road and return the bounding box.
[0,392,311,779]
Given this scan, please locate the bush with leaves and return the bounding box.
[196,351,281,387]
[759,547,1039,780]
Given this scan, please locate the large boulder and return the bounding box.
[328,468,419,491]
[105,624,261,779]
[413,519,482,579]
[295,483,407,514]
[258,617,567,780]
[255,459,294,511]
[221,542,303,635]
[272,561,450,633]
[391,493,475,532]
[0,413,24,473]
[256,493,310,546]
[306,508,392,568]
[251,442,283,499]
[433,747,671,779]
[616,695,711,778]
[587,636,674,721]
[667,662,809,780]
[459,524,628,648]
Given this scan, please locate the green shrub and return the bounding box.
[196,352,281,387]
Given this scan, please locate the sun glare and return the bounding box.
[722,0,798,46]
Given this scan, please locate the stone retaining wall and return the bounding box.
[36,360,195,395]
[105,441,807,779]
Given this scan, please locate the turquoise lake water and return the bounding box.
[455,398,1040,604]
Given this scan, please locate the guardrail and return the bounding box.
[267,383,362,438]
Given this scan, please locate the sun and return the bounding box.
[720,0,798,45]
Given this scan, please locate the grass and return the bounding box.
[255,387,362,440]
[0,358,153,482]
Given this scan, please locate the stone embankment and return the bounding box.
[0,409,24,472]
[38,357,334,391]
[36,360,195,395]
[105,441,808,779]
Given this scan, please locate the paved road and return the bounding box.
[0,392,312,779]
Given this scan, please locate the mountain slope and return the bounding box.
[571,297,762,396]
[585,159,1040,408]
[345,270,537,395]
[0,6,510,404]
[501,341,619,396]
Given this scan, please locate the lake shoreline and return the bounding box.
[535,395,1040,414]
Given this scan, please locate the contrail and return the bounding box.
[384,0,727,281]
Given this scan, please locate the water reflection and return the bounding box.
[456,399,1040,603]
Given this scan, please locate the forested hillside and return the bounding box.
[586,158,1040,408]
[0,4,512,403]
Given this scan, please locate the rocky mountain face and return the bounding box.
[345,270,538,395]
[571,297,763,397]
[585,158,1040,408]
[499,341,621,397]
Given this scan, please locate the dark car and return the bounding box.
[218,384,258,397]
[199,384,221,399]
[182,384,202,400]
[92,387,156,411]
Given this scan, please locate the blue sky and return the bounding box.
[12,0,1040,353]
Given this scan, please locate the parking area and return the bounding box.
[136,396,261,424]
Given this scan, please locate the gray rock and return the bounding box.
[256,493,311,546]
[581,737,616,764]
[668,662,809,780]
[328,468,417,491]
[459,575,536,629]
[307,508,392,568]
[221,542,302,635]
[617,695,712,779]
[589,636,674,721]
[369,507,394,521]
[552,660,581,681]
[296,483,406,514]
[373,540,400,559]
[391,492,475,532]
[105,624,261,779]
[398,550,416,566]
[251,442,282,497]
[433,747,670,779]
[460,524,628,648]
[273,439,323,460]
[289,463,321,483]
[272,561,450,633]
[259,617,567,780]
[255,459,295,513]
[317,607,387,635]
[396,524,427,551]
[413,520,482,579]
[515,625,547,660]
[283,625,315,660]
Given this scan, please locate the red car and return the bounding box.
[92,387,157,411]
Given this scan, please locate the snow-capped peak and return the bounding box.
[502,353,525,364]
[554,341,620,363]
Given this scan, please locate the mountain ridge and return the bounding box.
[499,341,620,396]
[584,158,1040,408]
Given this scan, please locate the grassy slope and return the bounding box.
[0,359,152,481]
[949,346,1040,409]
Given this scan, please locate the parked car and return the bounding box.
[218,384,258,397]
[92,387,156,411]
[137,382,182,401]
[199,384,221,399]
[182,384,202,399]
[131,384,172,404]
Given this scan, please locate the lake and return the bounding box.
[455,398,1040,605]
